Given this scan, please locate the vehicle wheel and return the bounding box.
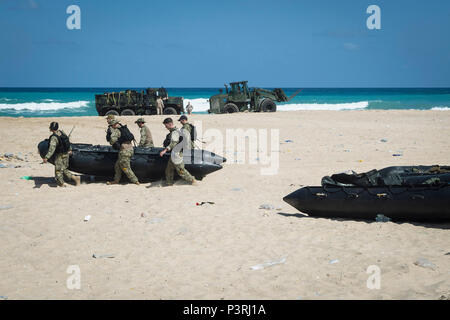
[120,109,135,116]
[223,103,239,113]
[104,110,119,116]
[260,99,276,112]
[163,107,177,115]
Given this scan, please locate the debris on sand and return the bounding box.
[259,204,281,210]
[250,257,287,270]
[196,201,215,206]
[92,253,115,259]
[329,259,339,264]
[414,258,436,270]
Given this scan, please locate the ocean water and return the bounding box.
[0,88,449,118]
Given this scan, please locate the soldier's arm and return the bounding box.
[44,136,58,160]
[139,127,146,147]
[109,128,120,145]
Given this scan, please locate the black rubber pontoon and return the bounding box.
[38,140,226,181]
[283,166,450,222]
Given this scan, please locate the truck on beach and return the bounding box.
[95,88,184,116]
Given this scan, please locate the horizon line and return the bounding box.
[0,86,449,89]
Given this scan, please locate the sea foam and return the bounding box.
[183,98,210,112]
[184,99,369,112]
[279,101,369,111]
[0,100,90,111]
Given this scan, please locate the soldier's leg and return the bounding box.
[61,155,80,186]
[113,159,122,182]
[165,159,175,185]
[61,155,73,180]
[54,155,66,186]
[119,150,139,184]
[174,162,195,183]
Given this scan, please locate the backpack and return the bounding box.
[118,125,134,144]
[189,124,197,141]
[51,131,71,154]
[163,130,182,148]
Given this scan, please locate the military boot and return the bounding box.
[72,176,81,186]
[106,181,119,185]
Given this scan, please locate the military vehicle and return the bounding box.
[95,87,184,116]
[208,81,301,114]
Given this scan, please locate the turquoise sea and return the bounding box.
[0,88,449,117]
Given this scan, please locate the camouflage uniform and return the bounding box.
[109,125,139,184]
[44,130,73,186]
[180,122,196,149]
[139,124,154,148]
[106,114,116,142]
[165,127,195,185]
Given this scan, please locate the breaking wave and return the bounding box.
[279,101,369,111]
[431,107,450,110]
[184,99,369,112]
[183,98,210,112]
[0,100,90,111]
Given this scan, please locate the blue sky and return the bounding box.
[0,0,449,87]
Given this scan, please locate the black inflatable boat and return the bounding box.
[283,166,450,222]
[38,140,226,181]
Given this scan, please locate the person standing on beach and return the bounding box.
[135,117,154,148]
[178,115,196,149]
[186,102,193,115]
[42,122,80,187]
[156,96,164,115]
[159,117,196,186]
[106,119,139,185]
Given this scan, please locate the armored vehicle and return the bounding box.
[208,81,301,114]
[95,87,184,116]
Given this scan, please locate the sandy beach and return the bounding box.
[0,110,449,300]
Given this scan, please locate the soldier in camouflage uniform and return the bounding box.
[105,114,116,143]
[106,119,140,185]
[42,122,80,187]
[135,117,154,148]
[159,118,197,186]
[178,115,196,149]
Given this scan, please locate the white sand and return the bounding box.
[0,110,449,299]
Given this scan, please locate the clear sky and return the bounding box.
[1,0,449,87]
